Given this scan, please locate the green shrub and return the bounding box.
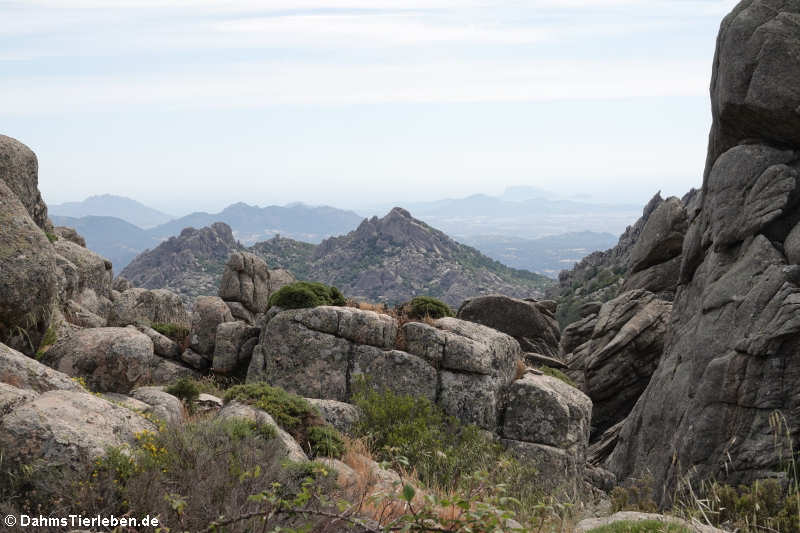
[352,382,515,489]
[45,232,58,243]
[224,383,320,434]
[151,322,189,343]
[307,425,345,459]
[407,296,452,319]
[224,417,277,441]
[539,366,577,388]
[165,378,199,407]
[268,281,346,309]
[586,520,692,533]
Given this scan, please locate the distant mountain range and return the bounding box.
[52,192,637,275]
[121,208,556,306]
[49,194,175,229]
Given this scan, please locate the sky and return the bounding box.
[0,0,738,215]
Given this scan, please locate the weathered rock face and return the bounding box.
[212,320,260,375]
[54,237,114,325]
[219,251,271,314]
[705,0,800,180]
[54,226,86,247]
[0,388,155,472]
[305,398,362,434]
[501,372,592,494]
[564,290,671,438]
[107,287,190,328]
[457,294,561,359]
[0,135,49,229]
[190,296,234,357]
[131,386,186,426]
[42,327,158,393]
[610,1,800,504]
[0,342,83,393]
[248,306,520,430]
[0,181,58,354]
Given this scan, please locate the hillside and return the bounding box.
[121,208,555,307]
[120,222,244,302]
[49,194,174,229]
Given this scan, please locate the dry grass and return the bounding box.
[515,359,528,381]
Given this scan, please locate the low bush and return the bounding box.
[223,382,344,458]
[165,377,199,407]
[268,281,346,309]
[151,322,190,344]
[406,296,453,320]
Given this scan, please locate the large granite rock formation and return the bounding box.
[0,181,58,354]
[107,287,191,328]
[609,0,800,504]
[218,251,296,323]
[0,135,49,229]
[457,294,561,359]
[564,290,671,438]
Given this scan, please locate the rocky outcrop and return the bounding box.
[212,320,260,375]
[54,226,86,247]
[121,222,243,303]
[54,238,114,326]
[564,290,671,438]
[1,345,155,473]
[609,0,800,504]
[457,294,561,359]
[42,327,158,393]
[107,287,190,328]
[0,388,155,473]
[501,372,592,494]
[131,386,186,425]
[0,135,49,229]
[306,398,362,434]
[218,251,297,323]
[0,181,58,354]
[190,296,234,359]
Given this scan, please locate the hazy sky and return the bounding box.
[1,0,737,215]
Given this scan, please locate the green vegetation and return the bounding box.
[45,231,58,243]
[351,382,541,503]
[586,520,692,533]
[34,324,57,359]
[539,366,577,388]
[223,382,344,458]
[151,322,190,343]
[268,281,346,309]
[407,295,453,319]
[165,378,200,410]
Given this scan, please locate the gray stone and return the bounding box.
[42,327,158,393]
[502,440,583,496]
[108,288,190,328]
[150,357,202,385]
[785,219,800,264]
[218,251,271,314]
[306,398,361,434]
[352,346,437,401]
[180,348,210,370]
[401,321,446,365]
[501,373,591,453]
[0,181,58,354]
[212,320,260,374]
[438,371,504,430]
[134,325,181,360]
[112,276,133,292]
[628,197,688,274]
[435,317,519,380]
[132,386,186,425]
[0,388,156,471]
[457,295,561,358]
[53,238,112,304]
[565,290,671,438]
[190,295,234,356]
[54,226,86,247]
[0,135,49,229]
[576,512,726,533]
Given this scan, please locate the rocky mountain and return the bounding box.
[49,194,175,229]
[149,202,364,245]
[121,223,244,303]
[305,207,553,306]
[121,208,554,307]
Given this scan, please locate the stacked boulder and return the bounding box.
[457,294,562,362]
[247,305,592,492]
[211,252,295,375]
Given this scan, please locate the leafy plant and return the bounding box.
[268,281,346,309]
[307,425,345,459]
[406,296,453,319]
[165,378,199,410]
[539,366,577,388]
